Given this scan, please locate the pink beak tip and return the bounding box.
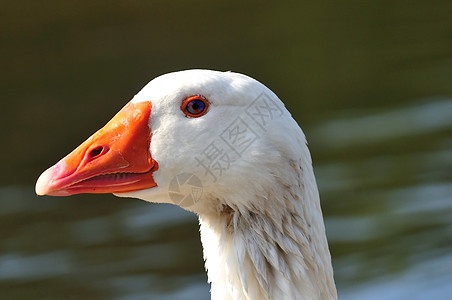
[35,164,61,196]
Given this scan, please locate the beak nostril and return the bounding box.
[88,146,105,159]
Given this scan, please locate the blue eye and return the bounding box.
[187,99,205,114]
[181,95,209,117]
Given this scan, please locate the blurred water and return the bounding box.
[310,99,452,299]
[1,1,452,299]
[0,186,208,299]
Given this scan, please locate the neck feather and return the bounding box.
[197,160,337,300]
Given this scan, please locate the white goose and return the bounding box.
[36,70,337,300]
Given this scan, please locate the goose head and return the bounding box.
[36,69,336,299]
[36,70,305,215]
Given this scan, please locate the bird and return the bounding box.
[36,69,337,300]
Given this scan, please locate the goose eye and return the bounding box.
[181,95,209,118]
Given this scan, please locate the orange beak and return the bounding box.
[35,101,158,196]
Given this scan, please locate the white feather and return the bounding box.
[119,69,337,299]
